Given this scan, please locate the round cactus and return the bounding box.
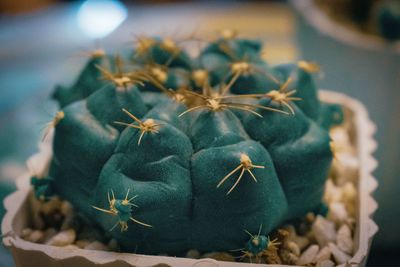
[377,0,400,41]
[37,34,338,255]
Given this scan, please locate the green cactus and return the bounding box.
[377,0,400,41]
[237,226,281,263]
[35,34,339,255]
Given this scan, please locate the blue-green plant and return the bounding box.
[33,33,341,255]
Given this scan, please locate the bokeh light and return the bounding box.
[77,0,127,39]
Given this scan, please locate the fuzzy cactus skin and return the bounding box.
[43,36,337,254]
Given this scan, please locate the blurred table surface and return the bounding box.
[0,1,398,267]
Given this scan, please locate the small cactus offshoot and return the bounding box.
[92,189,152,232]
[231,225,280,264]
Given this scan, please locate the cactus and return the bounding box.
[377,0,400,41]
[36,33,338,255]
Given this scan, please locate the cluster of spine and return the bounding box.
[33,30,342,256]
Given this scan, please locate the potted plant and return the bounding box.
[2,32,378,267]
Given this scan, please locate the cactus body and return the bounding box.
[40,35,339,254]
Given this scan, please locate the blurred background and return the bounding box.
[0,0,399,266]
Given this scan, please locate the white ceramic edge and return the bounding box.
[291,0,400,53]
[1,90,378,267]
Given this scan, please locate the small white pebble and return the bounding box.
[294,236,311,251]
[46,229,76,246]
[342,182,357,202]
[316,259,335,267]
[329,242,351,264]
[324,180,342,203]
[75,239,91,249]
[287,241,300,256]
[345,217,356,231]
[312,216,336,247]
[186,249,201,259]
[285,225,310,251]
[335,153,359,185]
[330,127,350,146]
[84,241,109,251]
[342,182,357,216]
[328,202,348,225]
[297,245,319,265]
[26,230,44,243]
[306,212,316,223]
[21,228,32,239]
[280,250,299,265]
[336,225,353,254]
[43,228,57,243]
[285,225,297,239]
[313,246,331,262]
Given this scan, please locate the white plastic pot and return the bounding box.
[2,91,378,267]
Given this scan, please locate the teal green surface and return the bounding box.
[52,56,107,108]
[273,63,320,120]
[32,37,335,254]
[244,234,268,255]
[243,99,332,218]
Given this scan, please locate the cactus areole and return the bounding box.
[37,33,343,255]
